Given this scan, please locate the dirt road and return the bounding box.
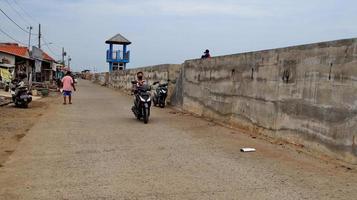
[0,97,55,165]
[0,80,356,200]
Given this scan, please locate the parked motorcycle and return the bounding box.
[10,80,32,108]
[153,81,169,108]
[4,81,10,92]
[131,80,152,124]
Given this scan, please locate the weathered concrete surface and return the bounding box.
[92,64,181,104]
[92,72,109,86]
[1,80,357,199]
[89,38,357,163]
[182,38,357,163]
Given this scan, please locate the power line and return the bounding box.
[13,0,38,23]
[31,37,38,44]
[28,36,37,48]
[47,41,62,50]
[44,43,61,57]
[0,26,26,45]
[44,45,61,59]
[4,0,33,26]
[0,1,64,60]
[0,26,60,57]
[42,37,61,58]
[42,35,63,51]
[0,7,36,35]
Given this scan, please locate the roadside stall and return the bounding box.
[0,63,14,91]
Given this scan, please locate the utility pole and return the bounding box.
[68,56,71,69]
[62,47,64,64]
[62,47,67,65]
[27,26,32,49]
[38,24,41,49]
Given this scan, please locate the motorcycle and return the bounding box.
[3,81,10,92]
[153,81,169,108]
[10,80,32,108]
[131,80,152,124]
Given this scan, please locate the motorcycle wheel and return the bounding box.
[132,106,140,119]
[14,100,20,108]
[159,98,165,108]
[143,108,149,124]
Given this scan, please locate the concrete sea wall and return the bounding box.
[92,38,357,163]
[182,38,357,163]
[92,64,181,104]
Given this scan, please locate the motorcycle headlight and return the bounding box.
[161,90,167,93]
[147,97,151,102]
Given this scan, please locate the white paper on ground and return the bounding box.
[240,148,256,152]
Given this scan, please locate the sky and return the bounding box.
[1,0,357,72]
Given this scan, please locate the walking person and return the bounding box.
[61,71,76,105]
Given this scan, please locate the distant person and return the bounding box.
[56,68,65,91]
[201,49,211,59]
[61,71,76,105]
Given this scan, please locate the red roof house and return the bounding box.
[0,43,30,59]
[42,51,55,62]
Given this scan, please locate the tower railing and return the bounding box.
[106,50,130,62]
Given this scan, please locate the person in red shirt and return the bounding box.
[61,71,76,105]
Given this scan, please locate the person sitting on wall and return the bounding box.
[201,49,211,59]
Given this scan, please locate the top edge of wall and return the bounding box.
[185,37,357,62]
[126,64,182,70]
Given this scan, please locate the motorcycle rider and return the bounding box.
[131,71,150,120]
[133,71,146,91]
[132,71,146,97]
[11,72,28,92]
[132,71,147,96]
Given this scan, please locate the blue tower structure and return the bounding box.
[105,33,131,71]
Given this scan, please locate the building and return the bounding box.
[105,33,131,71]
[31,46,55,82]
[0,43,32,79]
[0,43,56,83]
